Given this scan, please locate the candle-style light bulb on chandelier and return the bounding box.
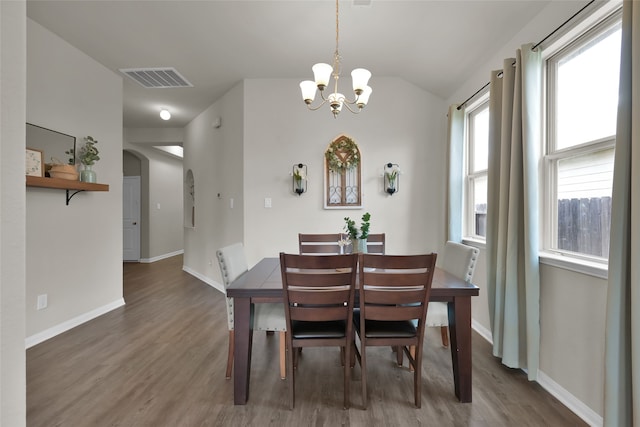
[299,0,372,118]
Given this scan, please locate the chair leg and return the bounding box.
[344,344,351,409]
[361,342,368,409]
[279,331,286,379]
[413,346,422,408]
[409,345,416,372]
[225,330,234,379]
[287,340,296,409]
[440,326,449,347]
[396,345,403,366]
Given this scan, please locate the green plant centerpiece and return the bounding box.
[344,212,371,253]
[78,136,100,183]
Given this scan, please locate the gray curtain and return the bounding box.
[486,44,541,380]
[447,105,465,242]
[604,1,640,425]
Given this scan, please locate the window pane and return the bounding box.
[556,25,621,149]
[555,148,613,257]
[472,175,487,237]
[471,107,489,172]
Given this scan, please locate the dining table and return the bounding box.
[226,257,480,405]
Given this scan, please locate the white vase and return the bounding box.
[80,164,96,183]
[351,238,368,253]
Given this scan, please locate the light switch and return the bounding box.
[156,203,161,210]
[230,198,234,209]
[264,198,272,208]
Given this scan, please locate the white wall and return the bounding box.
[25,19,124,342]
[446,1,608,422]
[1,2,27,425]
[242,77,447,266]
[182,76,447,288]
[182,82,245,288]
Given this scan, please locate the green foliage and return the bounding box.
[79,136,100,166]
[344,212,371,240]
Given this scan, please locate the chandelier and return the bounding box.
[299,0,372,118]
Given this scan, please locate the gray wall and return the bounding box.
[1,2,27,425]
[25,19,124,342]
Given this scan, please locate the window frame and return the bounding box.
[541,8,622,267]
[463,94,490,242]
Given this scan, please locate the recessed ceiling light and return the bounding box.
[160,109,171,120]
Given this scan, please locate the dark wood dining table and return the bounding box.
[226,257,480,405]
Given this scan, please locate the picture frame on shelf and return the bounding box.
[26,147,44,177]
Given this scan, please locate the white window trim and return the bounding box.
[540,5,622,272]
[463,94,489,241]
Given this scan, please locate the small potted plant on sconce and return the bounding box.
[384,163,400,195]
[79,136,100,183]
[292,163,307,195]
[344,212,371,253]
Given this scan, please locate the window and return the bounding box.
[544,12,621,262]
[464,97,489,240]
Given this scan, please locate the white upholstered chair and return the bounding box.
[216,242,287,379]
[426,241,479,347]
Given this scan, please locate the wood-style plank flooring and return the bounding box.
[27,255,587,426]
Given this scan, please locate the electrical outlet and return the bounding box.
[37,294,48,310]
[264,197,272,208]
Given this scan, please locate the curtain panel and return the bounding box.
[486,44,541,380]
[604,1,640,425]
[447,105,465,243]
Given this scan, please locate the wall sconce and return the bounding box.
[292,163,307,195]
[384,163,400,195]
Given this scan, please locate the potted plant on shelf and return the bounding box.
[344,212,371,253]
[78,136,100,183]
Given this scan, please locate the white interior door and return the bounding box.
[123,176,141,261]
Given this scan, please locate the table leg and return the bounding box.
[447,296,472,402]
[233,297,253,404]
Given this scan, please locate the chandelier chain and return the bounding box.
[299,0,371,117]
[333,0,341,94]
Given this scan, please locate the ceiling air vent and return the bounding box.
[119,67,193,88]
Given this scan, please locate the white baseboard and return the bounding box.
[25,298,125,349]
[472,319,493,343]
[182,265,224,294]
[471,321,602,427]
[139,249,184,263]
[536,370,603,427]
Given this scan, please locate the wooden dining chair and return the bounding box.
[354,252,437,408]
[279,252,358,409]
[216,243,287,380]
[365,233,385,254]
[298,233,344,255]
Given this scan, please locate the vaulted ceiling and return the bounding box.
[27,1,562,128]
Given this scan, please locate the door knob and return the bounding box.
[133,222,137,225]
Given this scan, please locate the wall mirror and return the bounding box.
[26,123,76,174]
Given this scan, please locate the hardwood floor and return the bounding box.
[27,255,587,426]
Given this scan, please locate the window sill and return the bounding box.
[539,252,608,280]
[461,239,608,280]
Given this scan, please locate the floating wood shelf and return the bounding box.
[26,175,109,205]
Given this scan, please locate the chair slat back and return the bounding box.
[280,253,358,323]
[359,253,437,323]
[298,233,343,255]
[366,233,386,254]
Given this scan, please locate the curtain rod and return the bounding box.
[456,0,595,111]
